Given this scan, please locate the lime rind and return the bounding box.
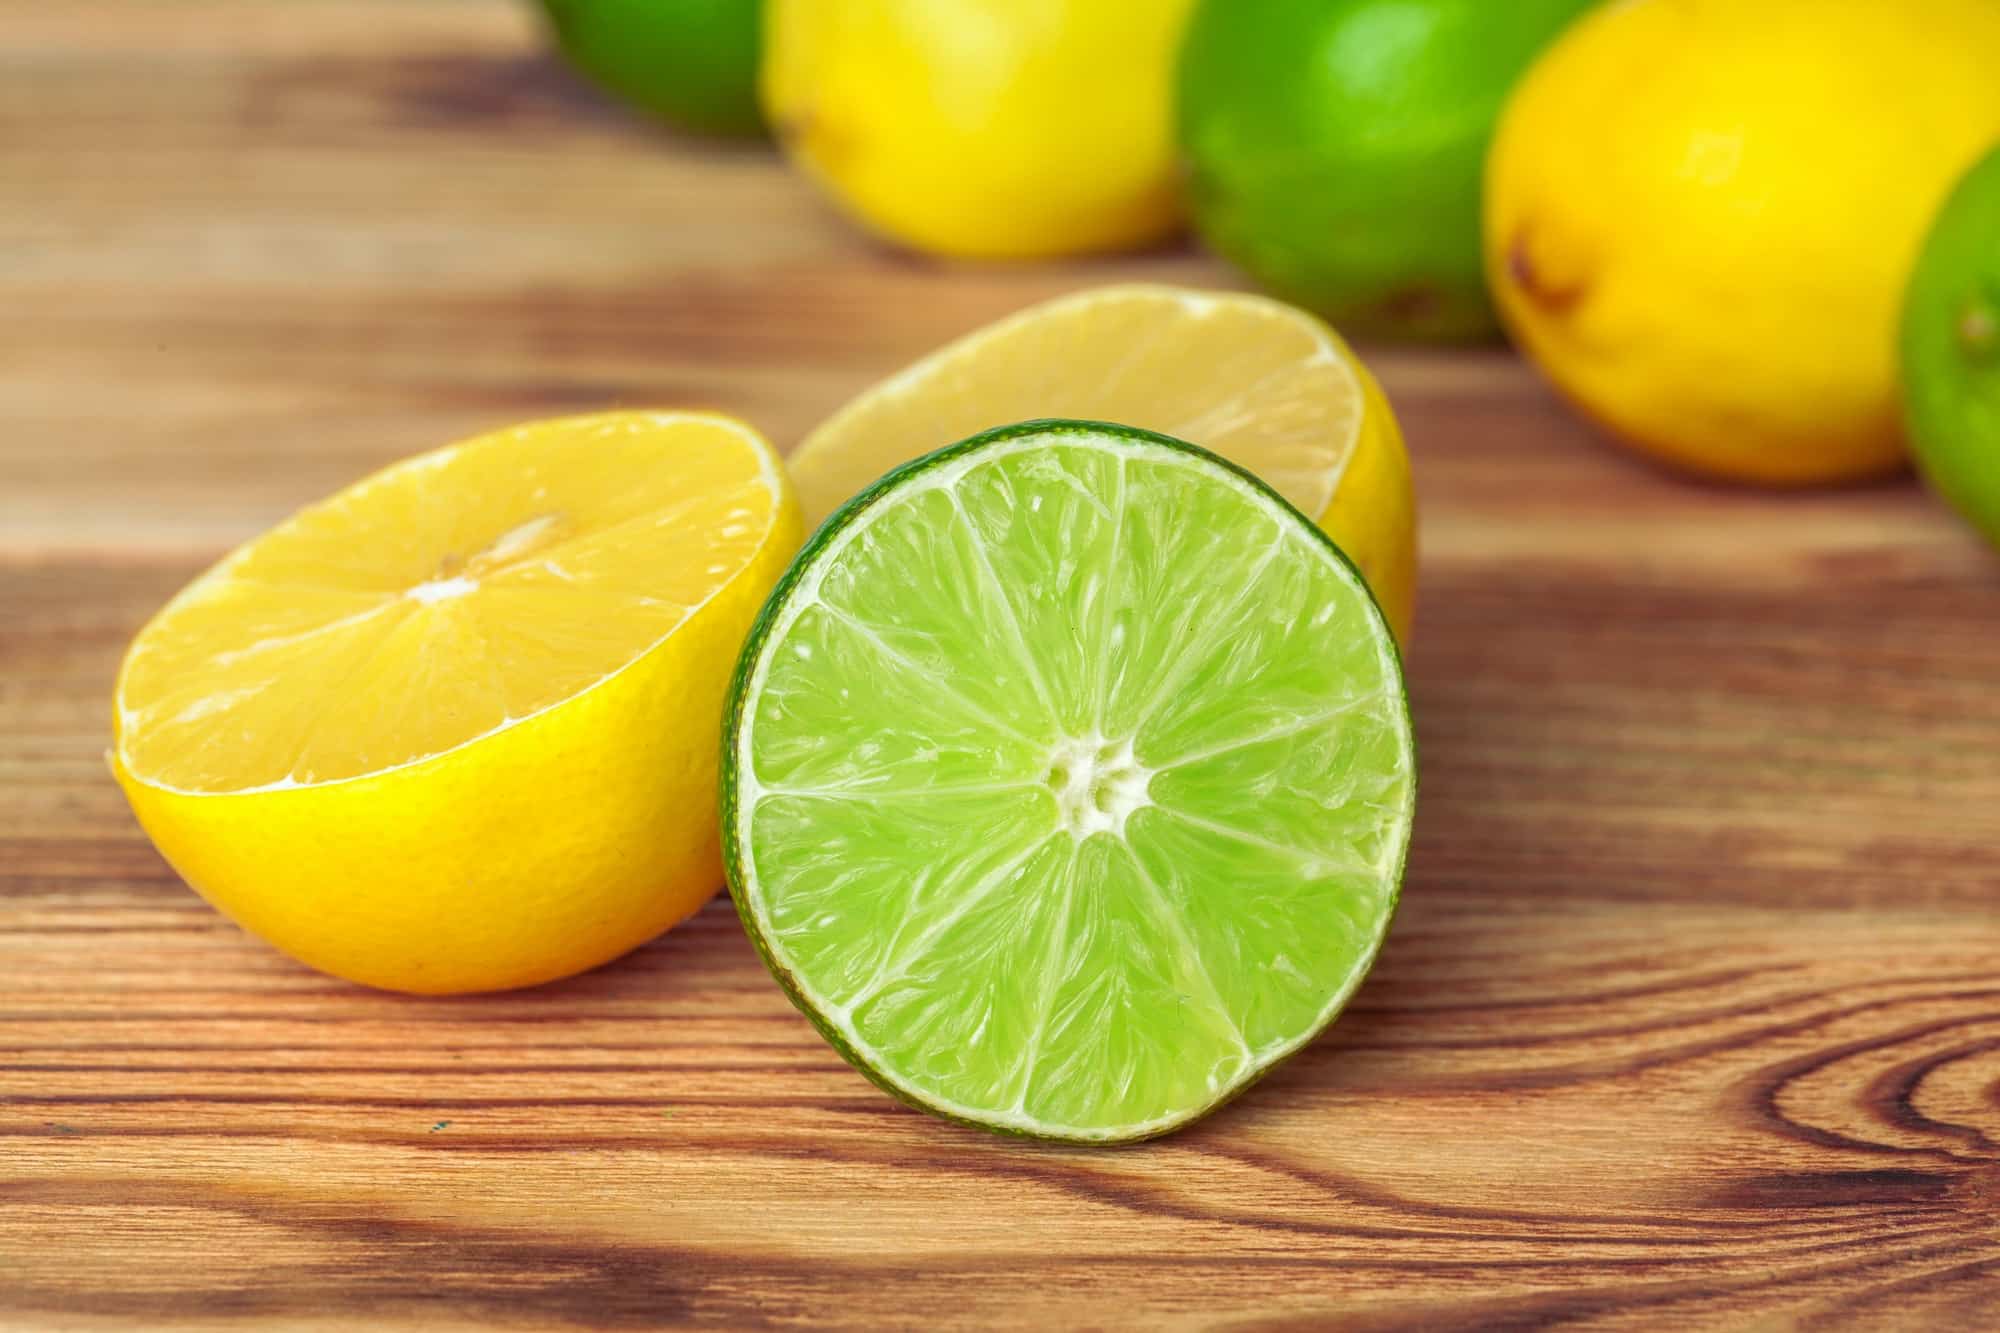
[721,420,1414,1142]
[1903,144,2000,546]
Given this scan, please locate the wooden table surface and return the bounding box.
[7,4,2000,1328]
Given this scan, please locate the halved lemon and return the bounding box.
[112,411,803,994]
[786,284,1417,639]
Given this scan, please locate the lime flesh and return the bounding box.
[724,422,1415,1141]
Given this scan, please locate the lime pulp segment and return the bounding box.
[726,422,1414,1141]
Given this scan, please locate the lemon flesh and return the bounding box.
[727,422,1415,1141]
[787,284,1417,640]
[114,412,803,994]
[1485,0,2000,484]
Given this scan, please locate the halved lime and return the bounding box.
[723,421,1415,1141]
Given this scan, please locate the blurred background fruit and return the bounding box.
[539,0,765,136]
[1178,0,1594,341]
[1486,0,2000,485]
[761,0,1196,259]
[1904,145,2000,549]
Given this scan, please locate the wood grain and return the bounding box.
[5,3,2000,1328]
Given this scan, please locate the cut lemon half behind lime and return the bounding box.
[725,421,1415,1141]
[113,411,803,994]
[786,284,1418,642]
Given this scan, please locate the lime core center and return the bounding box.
[1044,734,1153,840]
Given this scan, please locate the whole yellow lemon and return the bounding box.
[762,0,1194,259]
[1485,0,2000,484]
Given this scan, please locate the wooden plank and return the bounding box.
[5,3,2000,1328]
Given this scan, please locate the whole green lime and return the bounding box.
[1177,0,1595,340]
[540,0,764,136]
[1904,143,2000,548]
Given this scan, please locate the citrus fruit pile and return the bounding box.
[110,0,2000,1148]
[538,0,2000,546]
[114,286,1418,1141]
